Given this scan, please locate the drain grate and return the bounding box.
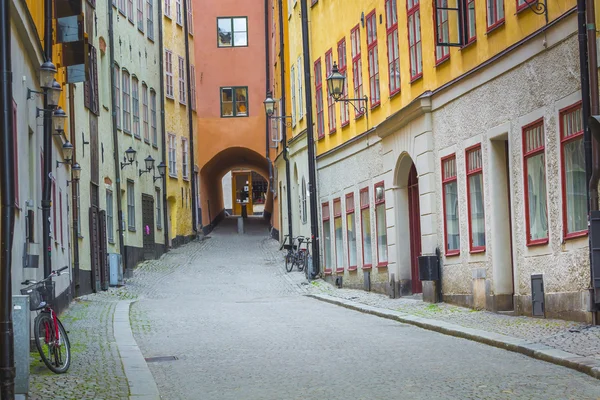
[145,356,178,363]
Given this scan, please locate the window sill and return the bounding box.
[103,105,110,111]
[183,176,190,181]
[389,89,400,99]
[152,144,159,149]
[459,39,477,51]
[128,18,134,26]
[362,265,372,270]
[138,27,144,34]
[354,113,365,121]
[144,139,150,145]
[445,250,460,257]
[435,55,450,68]
[119,10,126,17]
[486,20,505,35]
[410,74,423,84]
[179,101,187,106]
[341,121,350,129]
[134,135,141,140]
[564,230,588,240]
[78,235,84,239]
[515,4,530,15]
[317,135,325,141]
[176,22,183,28]
[526,238,549,247]
[335,268,344,274]
[348,266,358,271]
[128,227,136,232]
[370,102,381,110]
[469,248,486,254]
[328,128,336,135]
[123,129,132,135]
[108,240,116,245]
[157,227,162,231]
[166,95,175,101]
[148,36,154,43]
[324,268,332,275]
[169,174,178,179]
[164,14,171,19]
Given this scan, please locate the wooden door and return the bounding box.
[98,210,108,291]
[142,194,155,260]
[407,164,422,294]
[89,207,101,293]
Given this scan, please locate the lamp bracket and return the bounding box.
[27,88,44,101]
[56,159,72,168]
[334,95,369,116]
[268,115,293,128]
[520,0,548,22]
[153,175,163,183]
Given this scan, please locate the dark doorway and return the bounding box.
[407,163,422,294]
[142,194,156,260]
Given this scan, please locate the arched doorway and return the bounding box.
[407,164,422,294]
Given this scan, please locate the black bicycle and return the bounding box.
[21,266,71,374]
[280,235,309,272]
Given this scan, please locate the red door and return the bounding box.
[407,164,422,294]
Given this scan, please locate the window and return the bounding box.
[350,25,364,118]
[325,50,336,133]
[487,0,504,29]
[366,10,380,107]
[407,0,422,80]
[297,56,304,117]
[122,70,131,133]
[164,0,170,17]
[360,188,372,267]
[182,137,189,179]
[168,133,177,176]
[442,155,459,255]
[322,202,332,273]
[59,190,64,245]
[516,0,530,12]
[147,0,154,40]
[175,0,182,25]
[314,58,325,139]
[132,76,140,138]
[137,0,144,31]
[301,177,307,224]
[187,0,193,34]
[220,87,248,117]
[466,0,476,43]
[156,188,162,229]
[346,193,357,269]
[12,101,18,208]
[106,190,114,242]
[466,145,485,252]
[561,103,587,238]
[190,65,197,110]
[165,50,174,98]
[337,38,350,126]
[374,183,387,266]
[151,89,158,146]
[217,17,248,47]
[334,199,344,272]
[290,65,296,126]
[178,56,186,104]
[127,180,135,230]
[128,0,134,22]
[522,120,548,245]
[114,65,121,129]
[84,46,99,115]
[435,0,450,63]
[119,0,126,15]
[142,84,149,142]
[385,0,400,96]
[52,180,56,240]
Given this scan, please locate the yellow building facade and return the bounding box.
[162,0,198,247]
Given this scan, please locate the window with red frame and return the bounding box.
[374,183,388,266]
[385,0,400,95]
[466,0,476,43]
[523,120,548,245]
[516,0,529,12]
[346,193,357,270]
[325,50,336,133]
[322,202,332,273]
[560,103,587,238]
[360,188,372,267]
[350,25,365,118]
[442,155,459,254]
[366,10,380,107]
[333,199,344,272]
[486,0,504,29]
[435,0,449,63]
[12,101,19,208]
[337,38,350,126]
[314,58,325,139]
[52,180,57,242]
[407,0,422,80]
[466,145,485,251]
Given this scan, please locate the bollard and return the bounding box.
[237,216,245,234]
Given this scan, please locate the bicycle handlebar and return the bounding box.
[21,266,70,286]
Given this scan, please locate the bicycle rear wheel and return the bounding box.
[285,252,294,272]
[297,252,305,272]
[34,312,71,374]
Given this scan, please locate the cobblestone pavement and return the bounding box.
[302,280,600,361]
[28,294,130,400]
[119,217,599,400]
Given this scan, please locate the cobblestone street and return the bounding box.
[28,217,600,399]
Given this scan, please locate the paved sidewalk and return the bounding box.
[298,278,600,378]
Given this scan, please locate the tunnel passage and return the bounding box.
[200,147,273,233]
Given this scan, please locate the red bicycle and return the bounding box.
[21,266,71,374]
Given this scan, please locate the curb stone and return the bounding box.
[308,293,600,380]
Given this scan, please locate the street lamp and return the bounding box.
[47,80,62,108]
[56,141,74,167]
[326,62,368,114]
[39,60,57,89]
[139,155,155,177]
[263,94,276,117]
[52,107,68,133]
[67,163,82,186]
[154,161,167,182]
[121,146,137,169]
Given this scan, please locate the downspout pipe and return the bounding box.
[182,0,198,234]
[265,0,274,200]
[68,84,80,292]
[0,0,16,393]
[578,0,597,322]
[300,0,320,277]
[108,0,126,272]
[278,0,293,241]
[157,0,169,247]
[42,0,53,281]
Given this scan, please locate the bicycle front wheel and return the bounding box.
[34,313,71,374]
[297,252,305,272]
[285,253,294,272]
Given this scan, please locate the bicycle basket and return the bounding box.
[20,281,55,311]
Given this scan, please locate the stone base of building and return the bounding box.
[171,234,196,249]
[75,269,94,298]
[124,243,167,270]
[202,208,226,235]
[54,284,73,316]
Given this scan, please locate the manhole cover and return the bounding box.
[145,356,178,363]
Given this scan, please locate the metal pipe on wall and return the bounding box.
[265,0,274,203]
[68,84,80,292]
[156,0,169,248]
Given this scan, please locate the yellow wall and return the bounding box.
[306,0,576,155]
[285,0,308,140]
[163,10,197,240]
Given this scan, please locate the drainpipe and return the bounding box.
[585,0,599,323]
[265,0,274,199]
[300,0,320,277]
[68,84,80,291]
[42,0,53,281]
[157,0,169,247]
[182,0,197,234]
[278,0,293,241]
[108,0,126,272]
[0,0,16,392]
